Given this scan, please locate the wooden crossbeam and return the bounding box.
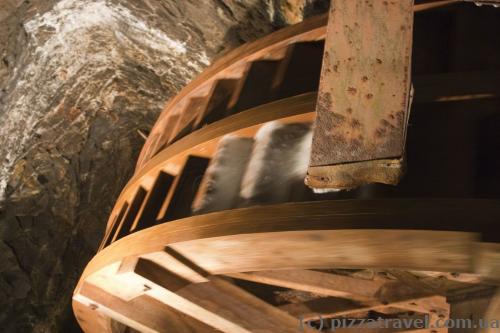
[227,269,385,302]
[73,298,114,333]
[84,255,316,333]
[281,295,449,323]
[169,229,478,276]
[74,282,218,333]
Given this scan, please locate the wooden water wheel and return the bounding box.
[73,1,500,332]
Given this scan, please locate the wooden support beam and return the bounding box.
[281,295,449,323]
[307,0,414,190]
[227,269,385,302]
[479,289,500,333]
[169,230,478,276]
[73,298,115,333]
[74,282,218,333]
[108,256,316,333]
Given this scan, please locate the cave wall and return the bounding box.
[0,0,328,331]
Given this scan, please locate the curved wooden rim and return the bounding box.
[136,15,328,169]
[137,1,458,170]
[81,198,500,291]
[106,93,317,230]
[116,2,465,232]
[74,199,500,331]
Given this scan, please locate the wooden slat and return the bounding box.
[100,203,127,250]
[195,79,239,127]
[130,171,174,232]
[169,97,209,143]
[272,41,325,99]
[73,298,115,333]
[112,257,316,333]
[75,282,219,333]
[160,156,210,221]
[228,269,384,302]
[80,199,500,288]
[170,229,477,276]
[113,187,147,242]
[281,295,448,322]
[308,0,414,190]
[229,60,281,113]
[280,297,368,321]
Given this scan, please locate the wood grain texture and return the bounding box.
[309,0,414,189]
[81,199,500,289]
[227,269,385,302]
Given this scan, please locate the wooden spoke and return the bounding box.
[82,256,316,333]
[227,270,385,302]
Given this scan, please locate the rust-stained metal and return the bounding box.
[307,0,414,190]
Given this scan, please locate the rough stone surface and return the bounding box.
[0,0,328,331]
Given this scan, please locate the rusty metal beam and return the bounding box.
[307,0,414,190]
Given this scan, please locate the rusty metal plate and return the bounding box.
[308,0,414,190]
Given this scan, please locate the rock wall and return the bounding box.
[0,0,328,331]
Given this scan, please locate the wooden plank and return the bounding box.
[130,171,174,232]
[113,187,147,242]
[280,297,370,321]
[308,0,414,190]
[195,79,239,127]
[79,199,500,287]
[272,41,325,99]
[169,97,209,143]
[161,156,210,221]
[73,298,115,333]
[176,277,315,333]
[112,257,316,333]
[281,295,448,322]
[227,269,384,302]
[170,230,477,276]
[106,202,129,245]
[75,282,218,333]
[229,60,281,113]
[99,206,124,250]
